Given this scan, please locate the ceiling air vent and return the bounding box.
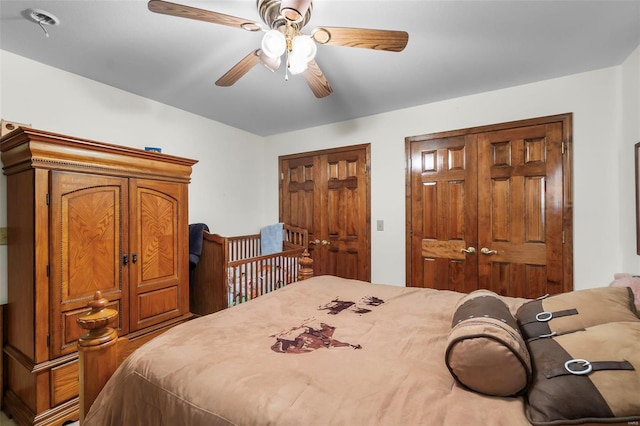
[26,8,60,37]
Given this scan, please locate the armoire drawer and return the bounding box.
[51,359,78,407]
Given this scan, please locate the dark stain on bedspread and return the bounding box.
[271,296,385,353]
[319,296,385,315]
[363,296,384,306]
[320,299,356,315]
[271,322,362,353]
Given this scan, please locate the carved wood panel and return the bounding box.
[50,171,128,357]
[129,179,187,332]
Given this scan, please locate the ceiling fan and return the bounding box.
[148,0,409,98]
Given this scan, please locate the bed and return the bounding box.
[190,224,311,315]
[78,275,640,425]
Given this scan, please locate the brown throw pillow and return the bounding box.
[516,286,640,341]
[445,290,531,397]
[525,321,640,425]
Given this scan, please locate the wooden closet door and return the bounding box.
[407,135,479,291]
[280,145,371,281]
[477,122,564,297]
[49,171,128,358]
[322,148,370,280]
[128,178,189,332]
[406,114,572,298]
[280,155,320,265]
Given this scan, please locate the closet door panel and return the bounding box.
[323,150,369,280]
[477,123,563,298]
[408,135,478,291]
[280,157,320,269]
[49,171,128,358]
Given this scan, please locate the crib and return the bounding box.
[190,224,311,316]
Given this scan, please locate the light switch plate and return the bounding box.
[0,227,7,245]
[376,220,384,231]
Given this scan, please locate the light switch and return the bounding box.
[0,227,7,245]
[376,220,384,231]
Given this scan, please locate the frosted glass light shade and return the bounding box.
[291,35,316,62]
[261,30,286,58]
[288,54,309,75]
[259,51,282,72]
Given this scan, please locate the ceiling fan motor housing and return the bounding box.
[258,0,312,29]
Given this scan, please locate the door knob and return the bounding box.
[309,239,321,245]
[321,240,331,246]
[460,247,476,254]
[481,247,498,255]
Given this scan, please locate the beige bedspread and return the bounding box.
[84,276,531,425]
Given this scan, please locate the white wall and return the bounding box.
[0,50,266,303]
[264,55,640,290]
[2,44,639,302]
[619,45,640,273]
[0,49,7,304]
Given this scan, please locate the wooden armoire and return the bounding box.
[0,127,197,425]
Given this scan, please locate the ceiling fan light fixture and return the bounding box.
[288,54,309,75]
[261,29,286,58]
[279,0,312,23]
[258,50,282,72]
[291,34,316,62]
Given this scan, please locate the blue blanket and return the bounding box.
[261,223,283,255]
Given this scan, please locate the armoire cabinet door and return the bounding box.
[128,179,189,332]
[49,171,128,358]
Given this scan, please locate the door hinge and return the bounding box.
[562,231,565,244]
[46,193,50,205]
[561,141,565,155]
[280,172,284,180]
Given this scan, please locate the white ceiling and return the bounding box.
[1,0,639,136]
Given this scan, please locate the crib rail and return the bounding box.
[227,234,261,262]
[226,224,308,262]
[191,224,311,316]
[284,224,308,249]
[227,247,306,306]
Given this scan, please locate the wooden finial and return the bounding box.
[77,291,118,344]
[298,249,314,280]
[76,291,119,423]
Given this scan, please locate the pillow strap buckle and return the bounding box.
[536,308,579,322]
[545,359,634,379]
[521,308,579,325]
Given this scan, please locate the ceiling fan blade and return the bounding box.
[216,50,261,87]
[148,0,262,32]
[312,27,408,52]
[302,60,333,98]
